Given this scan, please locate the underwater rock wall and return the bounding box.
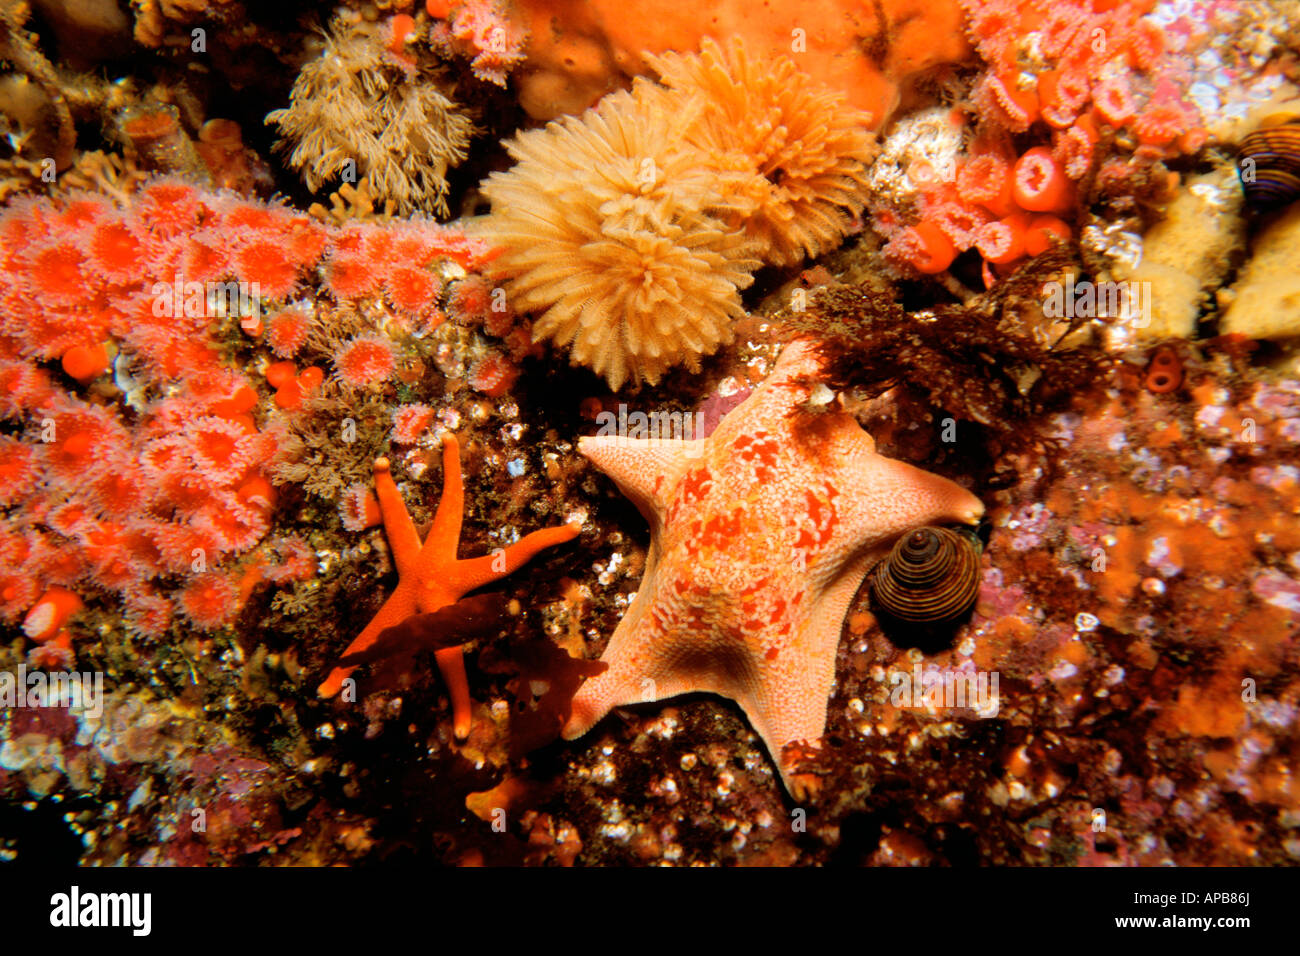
[0,0,1299,866]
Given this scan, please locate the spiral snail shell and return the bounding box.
[868,526,982,624]
[1238,116,1300,211]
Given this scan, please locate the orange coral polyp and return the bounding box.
[274,380,303,410]
[1126,17,1165,70]
[386,265,441,314]
[61,431,94,459]
[468,352,520,398]
[266,310,310,358]
[238,476,276,510]
[1133,102,1186,147]
[1023,214,1071,257]
[388,13,416,54]
[1013,148,1072,213]
[178,573,240,630]
[328,255,382,300]
[265,361,297,389]
[334,334,397,387]
[1053,115,1099,181]
[210,385,258,418]
[61,344,110,383]
[234,240,299,300]
[1093,75,1136,126]
[23,587,84,642]
[226,413,258,435]
[338,482,382,532]
[976,212,1030,265]
[933,201,991,251]
[28,630,74,668]
[907,222,958,274]
[391,403,434,445]
[957,154,1015,216]
[990,73,1040,129]
[1036,71,1066,123]
[191,419,250,475]
[1039,69,1089,129]
[88,220,144,276]
[298,366,324,390]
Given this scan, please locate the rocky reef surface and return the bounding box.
[1,0,1299,866]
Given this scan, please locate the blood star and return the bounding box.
[319,433,581,739]
[561,339,984,788]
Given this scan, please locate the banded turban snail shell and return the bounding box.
[1238,115,1300,211]
[868,526,982,624]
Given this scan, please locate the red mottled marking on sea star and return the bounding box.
[319,433,580,739]
[562,340,984,791]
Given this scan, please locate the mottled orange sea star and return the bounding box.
[319,433,581,739]
[562,339,984,791]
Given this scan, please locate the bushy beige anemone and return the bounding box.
[266,17,475,217]
[478,38,875,387]
[478,88,761,390]
[648,37,878,266]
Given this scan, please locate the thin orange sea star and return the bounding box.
[319,433,581,739]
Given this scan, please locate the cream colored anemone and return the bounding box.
[266,18,474,217]
[478,88,760,390]
[647,37,878,266]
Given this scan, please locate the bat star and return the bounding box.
[562,339,984,791]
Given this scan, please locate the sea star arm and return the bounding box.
[423,432,464,563]
[560,566,661,740]
[317,579,418,697]
[449,523,582,593]
[434,646,473,741]
[373,457,422,580]
[845,450,986,536]
[577,436,704,519]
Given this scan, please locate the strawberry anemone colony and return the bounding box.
[0,178,496,666]
[879,0,1210,284]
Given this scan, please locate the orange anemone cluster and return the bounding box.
[0,180,497,659]
[963,0,1207,160]
[883,143,1075,280]
[326,218,492,326]
[882,0,1211,281]
[429,0,529,88]
[266,360,324,410]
